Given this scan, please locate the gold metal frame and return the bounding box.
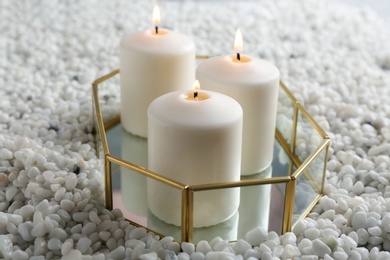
[92,68,330,242]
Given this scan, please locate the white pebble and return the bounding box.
[351,211,367,230]
[196,240,212,255]
[312,239,331,258]
[304,228,320,240]
[139,252,158,260]
[0,235,13,258]
[0,148,13,160]
[368,226,382,236]
[109,246,125,260]
[11,249,28,260]
[245,227,268,246]
[48,238,62,250]
[233,239,251,256]
[62,249,82,260]
[205,251,235,260]
[182,242,195,255]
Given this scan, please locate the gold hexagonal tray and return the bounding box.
[92,64,329,243]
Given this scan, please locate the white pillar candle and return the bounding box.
[120,5,195,137]
[196,29,280,175]
[147,81,243,227]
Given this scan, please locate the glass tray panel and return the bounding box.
[107,123,290,243]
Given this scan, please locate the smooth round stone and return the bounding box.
[5,186,18,201]
[213,240,229,252]
[0,235,13,258]
[196,241,211,255]
[304,228,320,240]
[11,249,29,260]
[49,228,68,241]
[351,211,367,230]
[293,220,306,235]
[89,211,101,225]
[126,239,146,249]
[205,251,235,260]
[355,247,369,259]
[352,181,364,195]
[112,228,124,241]
[356,228,369,245]
[233,240,251,256]
[139,252,158,260]
[321,228,339,239]
[348,231,359,244]
[165,251,179,260]
[131,243,147,259]
[77,237,92,254]
[73,212,89,223]
[245,227,268,246]
[48,238,62,250]
[312,239,331,258]
[280,232,297,246]
[331,216,345,229]
[244,249,261,259]
[106,237,118,251]
[31,222,47,237]
[97,230,111,242]
[62,249,82,260]
[6,213,22,225]
[341,235,357,250]
[0,148,13,160]
[109,246,125,260]
[18,222,34,241]
[319,210,336,220]
[71,224,82,234]
[178,252,190,260]
[281,244,297,259]
[61,239,74,256]
[160,237,175,248]
[368,236,383,245]
[65,174,78,190]
[60,199,75,212]
[181,241,195,255]
[129,227,146,239]
[82,222,97,236]
[109,221,120,233]
[301,255,319,260]
[272,245,284,258]
[368,226,382,236]
[0,212,8,224]
[333,250,348,260]
[349,251,362,260]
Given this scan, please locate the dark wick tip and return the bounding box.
[194,92,198,98]
[237,53,241,61]
[155,26,158,34]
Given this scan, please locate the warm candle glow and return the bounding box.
[193,79,201,91]
[152,5,161,26]
[234,29,243,53]
[185,80,209,100]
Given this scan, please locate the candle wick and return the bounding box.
[194,91,198,99]
[155,26,159,34]
[237,53,241,61]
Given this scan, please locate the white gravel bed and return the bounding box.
[0,0,390,259]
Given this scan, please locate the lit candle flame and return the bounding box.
[234,29,243,59]
[152,5,161,26]
[193,80,200,99]
[193,80,201,91]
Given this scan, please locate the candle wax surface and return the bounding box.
[197,54,280,175]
